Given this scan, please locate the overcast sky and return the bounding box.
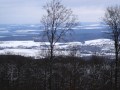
[0,0,120,24]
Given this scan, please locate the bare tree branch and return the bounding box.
[103,5,120,90]
[41,0,77,59]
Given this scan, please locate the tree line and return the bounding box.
[0,55,118,90]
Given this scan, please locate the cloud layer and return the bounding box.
[0,0,120,24]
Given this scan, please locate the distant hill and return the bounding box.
[0,22,108,41]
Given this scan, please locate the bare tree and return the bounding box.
[41,0,77,60]
[103,5,120,90]
[41,0,77,90]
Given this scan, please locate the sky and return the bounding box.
[0,0,120,24]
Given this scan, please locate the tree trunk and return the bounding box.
[49,43,53,90]
[115,41,119,90]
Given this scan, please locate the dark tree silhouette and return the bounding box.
[41,1,76,90]
[103,5,120,90]
[41,0,76,60]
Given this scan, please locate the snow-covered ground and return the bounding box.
[0,39,115,59]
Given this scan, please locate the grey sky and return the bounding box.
[0,0,120,24]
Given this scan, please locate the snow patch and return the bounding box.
[0,39,115,58]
